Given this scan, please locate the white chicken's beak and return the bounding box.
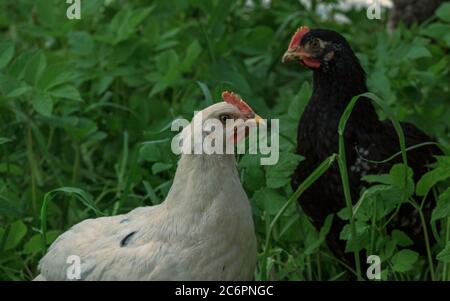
[254,114,266,126]
[243,112,265,126]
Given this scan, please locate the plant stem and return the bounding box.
[26,123,37,219]
[417,207,435,280]
[443,217,450,281]
[337,140,362,280]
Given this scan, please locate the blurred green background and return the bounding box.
[0,0,450,280]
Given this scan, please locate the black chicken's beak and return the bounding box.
[282,47,310,63]
[282,49,296,63]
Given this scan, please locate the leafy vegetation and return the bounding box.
[0,0,450,280]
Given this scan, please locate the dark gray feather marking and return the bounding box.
[120,231,137,247]
[120,218,129,224]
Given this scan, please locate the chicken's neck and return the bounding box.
[308,54,379,126]
[298,54,380,156]
[164,154,241,210]
[313,53,369,108]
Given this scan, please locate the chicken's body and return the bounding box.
[283,27,442,270]
[35,98,259,281]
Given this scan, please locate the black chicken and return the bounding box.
[282,27,442,273]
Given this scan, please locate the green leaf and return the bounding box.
[24,230,61,254]
[196,81,213,105]
[151,162,173,175]
[362,174,391,185]
[181,40,202,71]
[266,153,304,188]
[0,42,14,69]
[32,93,53,116]
[49,84,82,101]
[391,230,413,247]
[389,163,414,198]
[368,69,391,101]
[37,63,76,90]
[416,166,450,196]
[4,220,27,250]
[431,187,450,221]
[6,83,32,98]
[304,214,334,255]
[68,31,94,55]
[437,242,450,263]
[24,50,47,85]
[391,249,419,272]
[236,26,275,55]
[421,23,450,39]
[436,3,450,22]
[0,137,12,145]
[405,45,431,60]
[253,188,286,215]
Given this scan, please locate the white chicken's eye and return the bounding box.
[219,114,232,123]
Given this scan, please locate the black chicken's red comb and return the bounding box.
[288,26,310,49]
[221,91,253,113]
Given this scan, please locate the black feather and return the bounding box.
[120,231,137,247]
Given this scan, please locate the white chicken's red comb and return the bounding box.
[288,25,310,49]
[221,91,253,113]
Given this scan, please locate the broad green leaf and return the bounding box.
[6,83,32,98]
[32,93,53,116]
[24,231,61,254]
[253,188,286,215]
[24,50,47,85]
[437,241,450,263]
[436,3,450,22]
[68,31,94,55]
[304,214,333,255]
[196,81,213,105]
[362,174,391,185]
[391,230,413,247]
[266,152,304,188]
[182,40,202,71]
[416,166,450,196]
[0,42,14,69]
[151,162,173,175]
[0,137,12,145]
[4,220,27,250]
[37,63,76,90]
[236,26,275,55]
[391,249,419,272]
[49,84,82,101]
[405,45,431,60]
[431,187,450,221]
[9,50,35,80]
[389,163,414,198]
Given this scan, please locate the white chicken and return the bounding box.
[34,91,262,281]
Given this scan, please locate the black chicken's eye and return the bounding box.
[311,38,321,49]
[219,114,232,123]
